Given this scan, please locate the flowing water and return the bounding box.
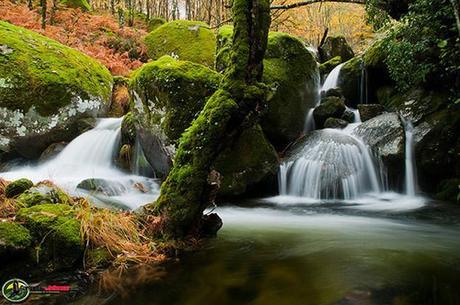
[403,120,417,196]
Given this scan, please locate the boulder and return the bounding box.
[215,27,320,149]
[319,55,342,76]
[213,125,279,197]
[357,104,385,121]
[0,22,112,160]
[121,112,136,146]
[262,32,319,149]
[144,20,216,68]
[319,36,354,63]
[313,96,346,128]
[147,17,166,32]
[16,204,83,269]
[39,142,67,162]
[354,112,405,188]
[0,222,31,257]
[341,108,356,123]
[324,118,348,129]
[4,178,33,198]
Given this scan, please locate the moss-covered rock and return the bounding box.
[0,21,112,160]
[215,25,234,73]
[319,55,342,76]
[324,117,348,129]
[313,96,346,128]
[337,56,362,106]
[319,36,354,63]
[0,222,32,257]
[147,17,166,32]
[60,0,91,11]
[121,112,136,145]
[144,20,216,68]
[213,125,279,197]
[4,178,33,198]
[16,184,73,207]
[436,179,460,203]
[262,32,319,149]
[16,204,82,268]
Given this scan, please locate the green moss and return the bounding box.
[144,20,216,68]
[147,17,166,32]
[339,56,362,105]
[319,56,342,75]
[262,32,319,149]
[130,55,222,142]
[4,178,33,198]
[16,185,72,207]
[313,96,346,128]
[0,222,32,252]
[215,25,234,73]
[16,204,82,266]
[121,112,136,145]
[60,0,91,11]
[0,21,112,116]
[213,125,278,196]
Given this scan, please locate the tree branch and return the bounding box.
[270,0,365,10]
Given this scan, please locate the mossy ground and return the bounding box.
[60,0,91,11]
[0,21,112,116]
[144,20,216,68]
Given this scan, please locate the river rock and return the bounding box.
[77,178,128,196]
[39,142,67,162]
[17,184,73,207]
[354,112,404,188]
[319,36,354,63]
[357,104,385,121]
[0,22,112,161]
[313,96,346,128]
[144,20,216,68]
[324,118,348,129]
[319,55,342,76]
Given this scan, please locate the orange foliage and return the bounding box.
[0,0,148,76]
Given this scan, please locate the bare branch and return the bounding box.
[270,0,365,10]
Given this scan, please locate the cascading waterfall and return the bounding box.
[321,63,344,92]
[279,126,382,200]
[1,118,159,209]
[403,119,417,196]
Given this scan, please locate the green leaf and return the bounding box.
[437,40,448,48]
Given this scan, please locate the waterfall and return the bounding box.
[360,59,368,104]
[1,118,160,209]
[279,127,382,200]
[321,63,344,92]
[403,120,417,196]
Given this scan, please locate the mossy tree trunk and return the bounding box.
[144,0,271,238]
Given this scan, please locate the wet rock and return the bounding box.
[322,87,343,98]
[200,213,223,237]
[324,118,348,129]
[341,108,356,123]
[17,184,73,206]
[319,55,342,76]
[357,104,385,121]
[313,96,346,128]
[4,178,33,198]
[137,126,174,178]
[319,36,354,63]
[354,112,405,188]
[435,179,460,203]
[121,112,136,146]
[77,178,127,196]
[39,142,67,162]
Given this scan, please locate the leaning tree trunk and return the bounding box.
[143,0,271,238]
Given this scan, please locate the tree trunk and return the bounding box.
[143,0,271,239]
[40,0,47,30]
[28,0,33,10]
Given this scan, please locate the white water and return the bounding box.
[1,118,160,209]
[279,125,382,200]
[321,63,344,92]
[403,120,417,196]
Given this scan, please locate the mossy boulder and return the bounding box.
[215,25,234,73]
[60,0,91,11]
[121,112,136,145]
[0,21,112,160]
[319,36,354,63]
[147,17,166,32]
[262,32,319,149]
[16,184,73,207]
[313,96,346,128]
[144,20,216,68]
[129,56,221,176]
[16,204,83,269]
[4,178,33,198]
[319,55,342,76]
[0,222,32,257]
[213,125,279,197]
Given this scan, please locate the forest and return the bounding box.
[0,0,459,304]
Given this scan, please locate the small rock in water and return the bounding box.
[324,118,348,129]
[357,104,385,122]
